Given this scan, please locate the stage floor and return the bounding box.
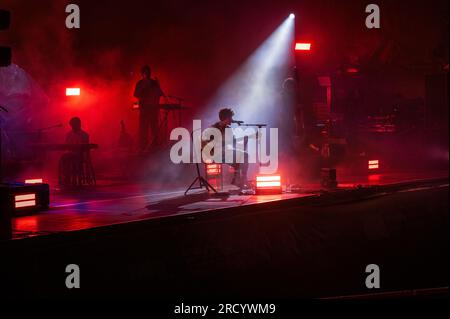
[11,170,448,240]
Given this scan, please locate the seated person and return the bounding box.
[59,117,90,185]
[206,108,249,188]
[66,116,89,145]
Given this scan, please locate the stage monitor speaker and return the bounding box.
[0,182,50,215]
[1,182,49,239]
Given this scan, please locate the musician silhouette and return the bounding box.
[66,116,89,144]
[59,117,93,186]
[208,108,249,188]
[133,65,166,152]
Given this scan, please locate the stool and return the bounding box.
[59,151,96,187]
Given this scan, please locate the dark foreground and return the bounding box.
[0,175,448,299]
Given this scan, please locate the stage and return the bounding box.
[10,170,448,240]
[0,169,448,299]
[1,0,449,307]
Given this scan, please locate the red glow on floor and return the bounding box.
[14,215,39,230]
[346,67,359,73]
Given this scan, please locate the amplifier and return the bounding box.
[0,182,50,215]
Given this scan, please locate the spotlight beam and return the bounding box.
[205,16,295,125]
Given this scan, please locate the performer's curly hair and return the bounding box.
[218,108,234,121]
[69,116,81,127]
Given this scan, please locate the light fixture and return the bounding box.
[206,163,222,176]
[368,160,380,170]
[25,178,43,184]
[14,193,36,208]
[256,174,282,194]
[295,42,311,51]
[66,88,80,96]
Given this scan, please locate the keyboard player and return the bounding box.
[59,117,91,186]
[66,116,89,145]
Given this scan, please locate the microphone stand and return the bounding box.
[36,123,63,143]
[236,122,267,170]
[184,128,218,195]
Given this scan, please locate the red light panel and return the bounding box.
[15,194,36,201]
[66,88,80,96]
[295,43,311,51]
[15,200,36,208]
[256,175,282,194]
[25,178,43,184]
[206,164,222,176]
[368,160,380,170]
[14,193,37,209]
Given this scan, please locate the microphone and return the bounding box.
[38,123,63,131]
[232,120,244,125]
[0,105,8,112]
[167,95,185,101]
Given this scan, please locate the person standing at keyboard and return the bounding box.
[133,65,166,152]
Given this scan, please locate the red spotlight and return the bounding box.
[256,174,282,194]
[295,43,311,51]
[66,88,80,96]
[206,163,222,176]
[368,160,380,170]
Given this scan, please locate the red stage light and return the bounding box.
[295,43,311,51]
[25,178,43,184]
[256,174,282,194]
[206,163,222,176]
[14,193,36,208]
[368,160,380,170]
[66,88,80,96]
